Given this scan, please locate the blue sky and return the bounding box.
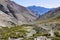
[12,0,60,8]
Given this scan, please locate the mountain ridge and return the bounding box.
[38,7,60,20]
[36,7,60,24]
[27,6,51,16]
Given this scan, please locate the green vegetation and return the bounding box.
[36,15,60,24]
[52,37,60,40]
[47,36,60,40]
[0,24,60,40]
[33,33,50,38]
[0,25,28,40]
[47,31,60,40]
[54,31,60,37]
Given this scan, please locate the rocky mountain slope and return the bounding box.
[0,0,37,26]
[35,7,60,38]
[38,7,60,21]
[36,7,60,32]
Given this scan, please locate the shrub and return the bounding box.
[52,37,60,40]
[54,31,60,37]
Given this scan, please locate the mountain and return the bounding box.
[38,7,60,21]
[37,7,60,35]
[0,0,37,26]
[27,6,51,16]
[0,0,60,40]
[36,7,60,37]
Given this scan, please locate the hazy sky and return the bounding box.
[12,0,60,8]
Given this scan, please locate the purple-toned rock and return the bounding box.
[0,0,37,26]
